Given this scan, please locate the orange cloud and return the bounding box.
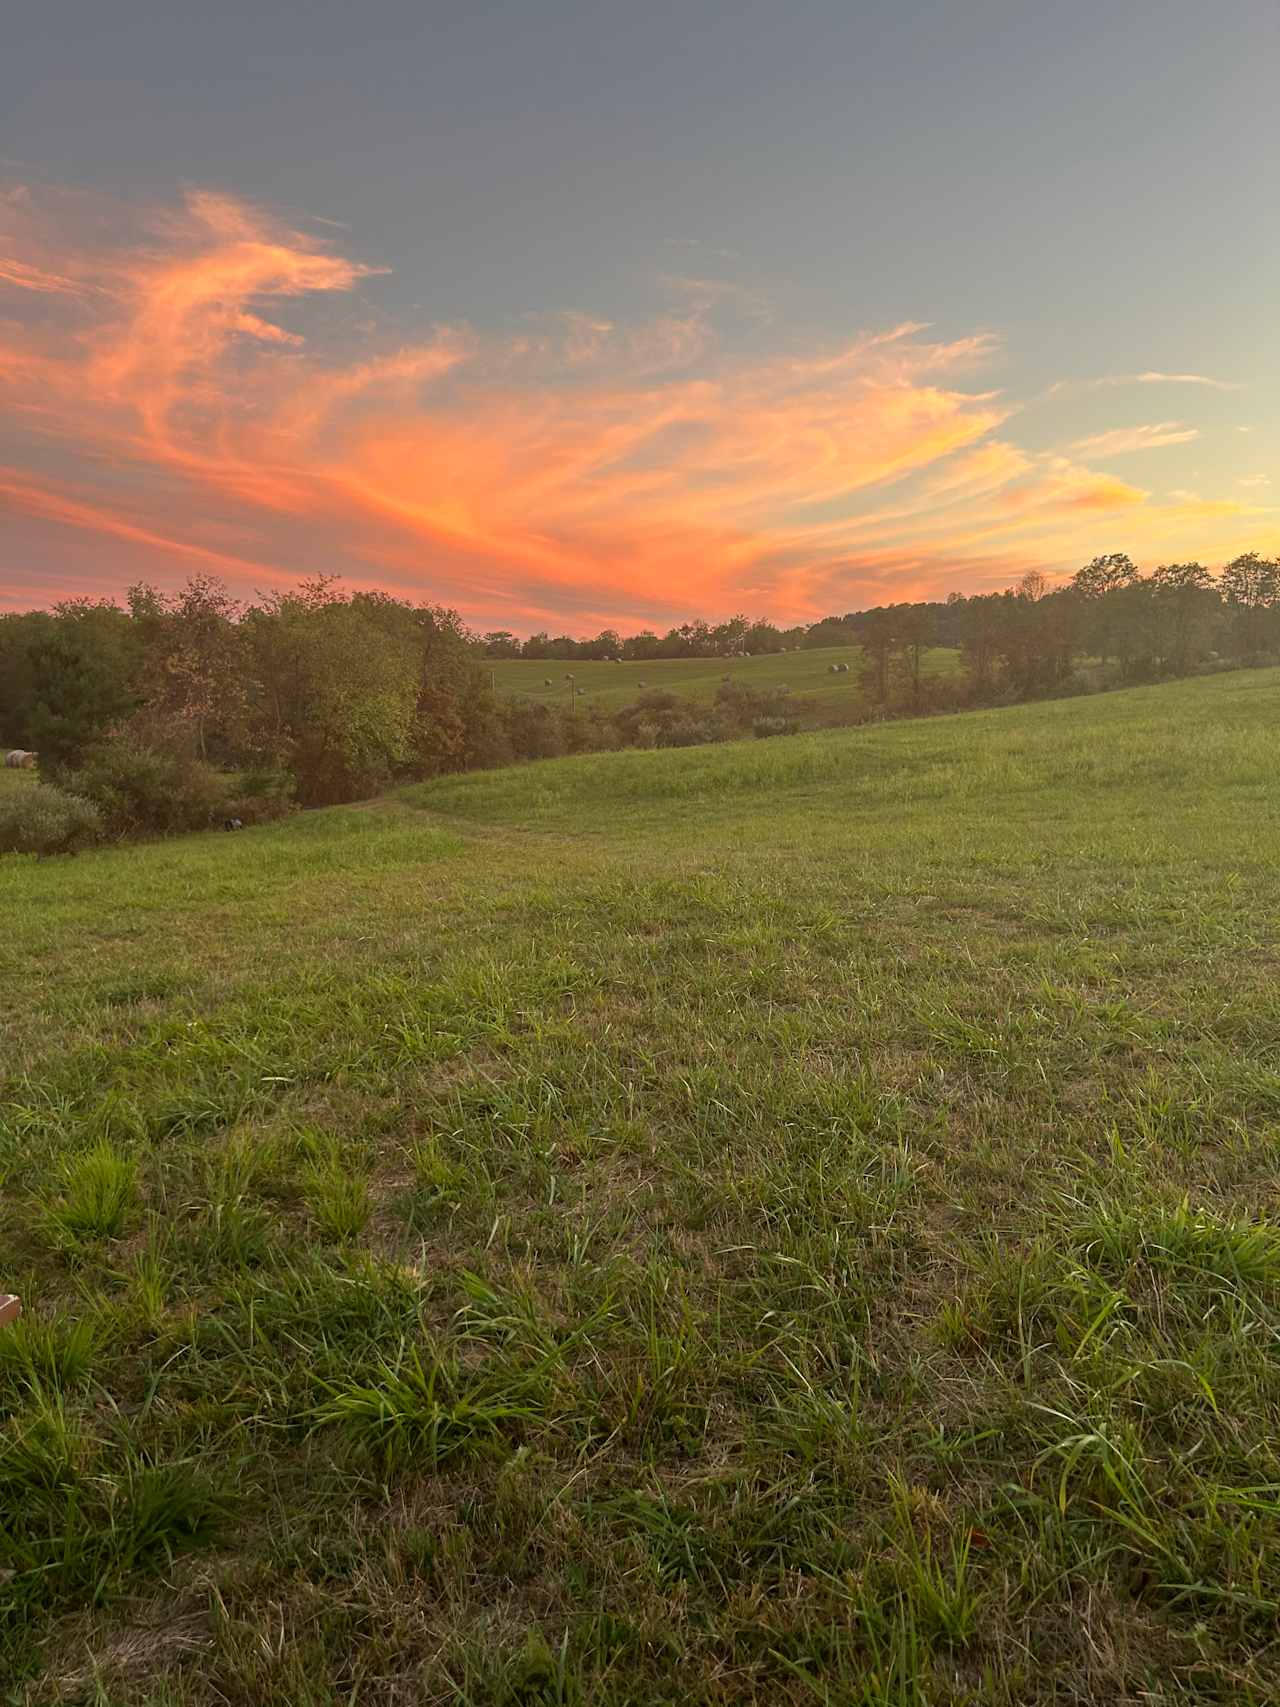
[0,183,1272,627]
[0,256,87,296]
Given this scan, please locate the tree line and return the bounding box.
[2,551,1277,850]
[0,578,506,816]
[0,575,800,846]
[480,554,1280,690]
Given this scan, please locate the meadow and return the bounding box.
[487,643,960,720]
[4,668,1280,1702]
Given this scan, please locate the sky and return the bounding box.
[1,0,1276,633]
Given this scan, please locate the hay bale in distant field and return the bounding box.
[5,750,36,769]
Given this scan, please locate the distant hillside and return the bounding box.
[489,641,961,720]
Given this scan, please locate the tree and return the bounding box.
[1072,553,1138,600]
[893,606,935,709]
[621,630,663,661]
[741,620,783,654]
[21,601,141,767]
[1071,555,1141,670]
[125,576,246,760]
[413,604,508,774]
[957,594,1000,695]
[711,615,750,656]
[243,581,419,804]
[0,611,54,749]
[803,615,857,649]
[581,628,623,661]
[1219,553,1280,660]
[1149,563,1217,675]
[858,608,896,704]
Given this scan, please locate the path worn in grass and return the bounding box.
[3,669,1280,1703]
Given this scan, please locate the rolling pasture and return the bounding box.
[4,669,1280,1702]
[488,642,960,718]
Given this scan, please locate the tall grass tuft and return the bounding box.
[311,1341,545,1469]
[43,1143,138,1245]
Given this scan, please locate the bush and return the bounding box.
[0,784,102,856]
[714,678,798,737]
[613,690,717,750]
[503,698,567,762]
[660,715,718,748]
[563,708,621,756]
[70,740,226,837]
[221,768,296,827]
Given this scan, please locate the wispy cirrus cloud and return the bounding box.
[0,182,1270,625]
[0,255,89,296]
[1132,371,1242,389]
[1070,421,1200,458]
[1048,371,1243,398]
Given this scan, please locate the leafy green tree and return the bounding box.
[22,602,141,767]
[124,577,247,760]
[1072,553,1139,600]
[1219,553,1280,659]
[743,620,784,654]
[0,611,53,748]
[412,604,509,774]
[243,580,419,804]
[1150,563,1218,674]
[858,608,896,703]
[621,630,663,661]
[892,606,935,709]
[957,594,1000,695]
[711,615,750,656]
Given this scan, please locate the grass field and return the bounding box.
[488,643,960,719]
[4,668,1280,1702]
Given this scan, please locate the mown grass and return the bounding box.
[3,667,1280,1702]
[489,641,960,717]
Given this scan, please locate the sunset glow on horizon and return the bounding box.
[3,3,1275,632]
